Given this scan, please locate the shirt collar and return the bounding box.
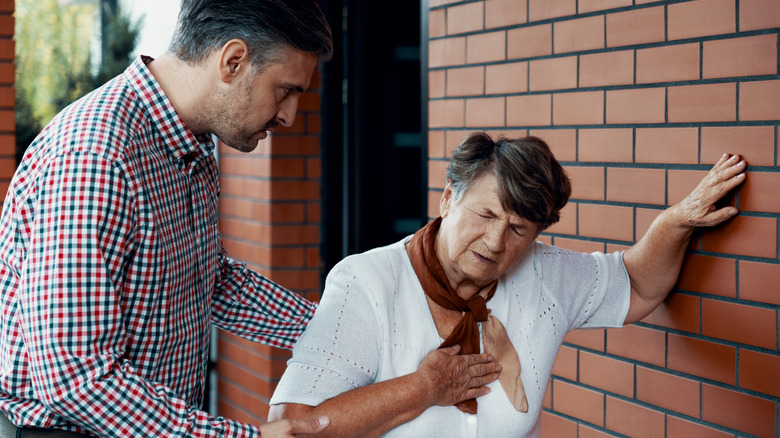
[124,56,214,163]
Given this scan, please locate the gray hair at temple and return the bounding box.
[169,0,333,72]
[446,132,572,231]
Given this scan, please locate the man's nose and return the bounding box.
[275,95,301,128]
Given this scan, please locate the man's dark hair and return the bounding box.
[169,0,333,71]
[447,132,572,231]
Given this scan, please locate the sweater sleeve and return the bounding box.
[270,258,382,407]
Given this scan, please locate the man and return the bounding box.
[0,1,498,436]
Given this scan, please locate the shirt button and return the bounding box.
[195,237,201,246]
[174,150,182,158]
[466,415,477,425]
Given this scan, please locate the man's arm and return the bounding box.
[269,345,500,438]
[622,153,746,324]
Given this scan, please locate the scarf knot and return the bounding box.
[467,296,489,321]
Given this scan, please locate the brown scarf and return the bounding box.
[408,217,528,414]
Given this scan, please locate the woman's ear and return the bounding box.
[440,182,453,218]
[216,39,250,84]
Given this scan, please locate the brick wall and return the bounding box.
[425,0,779,437]
[216,70,324,424]
[0,0,13,203]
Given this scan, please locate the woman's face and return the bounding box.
[437,173,540,292]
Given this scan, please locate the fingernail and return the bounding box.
[319,416,330,426]
[729,209,738,216]
[737,161,745,167]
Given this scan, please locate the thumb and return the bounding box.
[290,416,330,435]
[441,344,461,355]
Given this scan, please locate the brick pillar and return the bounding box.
[216,70,324,424]
[425,1,780,437]
[0,0,14,205]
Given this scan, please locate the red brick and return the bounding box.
[740,0,780,31]
[636,43,700,84]
[701,215,777,259]
[546,202,577,235]
[580,352,634,397]
[485,61,528,95]
[701,126,776,166]
[428,189,442,218]
[579,0,632,13]
[264,269,320,291]
[507,94,552,126]
[553,236,605,253]
[740,79,780,121]
[578,129,634,163]
[635,128,699,164]
[552,380,605,426]
[740,260,780,306]
[429,130,446,159]
[0,109,12,131]
[466,31,506,64]
[485,0,528,29]
[428,160,448,189]
[606,88,665,124]
[541,411,578,437]
[429,99,465,128]
[0,64,13,84]
[667,416,737,438]
[429,9,446,38]
[529,56,577,91]
[579,203,633,241]
[0,40,12,60]
[216,358,276,399]
[607,325,666,367]
[668,83,737,123]
[704,34,778,79]
[740,171,780,214]
[446,2,484,35]
[429,37,466,68]
[636,366,700,418]
[528,0,576,21]
[566,166,605,201]
[551,345,578,381]
[446,66,484,97]
[668,0,736,40]
[606,167,665,205]
[667,169,708,205]
[677,254,736,298]
[668,334,736,385]
[605,397,665,438]
[606,6,665,48]
[554,15,605,54]
[579,425,618,438]
[528,129,577,161]
[740,349,780,398]
[0,133,13,156]
[430,0,461,6]
[218,379,267,420]
[306,203,320,223]
[579,50,634,88]
[702,299,776,349]
[429,70,446,98]
[641,292,701,334]
[564,328,606,351]
[507,24,552,60]
[553,91,604,125]
[702,384,776,438]
[262,135,320,156]
[465,97,505,127]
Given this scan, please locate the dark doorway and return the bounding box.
[321,1,426,275]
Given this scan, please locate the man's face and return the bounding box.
[216,47,318,152]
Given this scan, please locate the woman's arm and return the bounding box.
[622,153,747,324]
[269,345,500,438]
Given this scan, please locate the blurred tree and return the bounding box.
[14,0,142,162]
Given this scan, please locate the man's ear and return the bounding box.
[440,181,453,218]
[216,39,250,84]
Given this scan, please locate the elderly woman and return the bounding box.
[269,132,746,437]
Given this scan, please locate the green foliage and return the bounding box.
[15,0,141,162]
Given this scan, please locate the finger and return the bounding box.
[458,352,496,366]
[440,344,461,356]
[698,206,739,227]
[467,371,502,388]
[289,416,330,435]
[470,361,502,377]
[461,385,492,401]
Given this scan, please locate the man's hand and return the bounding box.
[416,344,501,407]
[258,416,330,437]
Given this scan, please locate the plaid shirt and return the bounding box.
[0,57,317,437]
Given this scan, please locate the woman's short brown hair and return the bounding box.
[446,132,572,231]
